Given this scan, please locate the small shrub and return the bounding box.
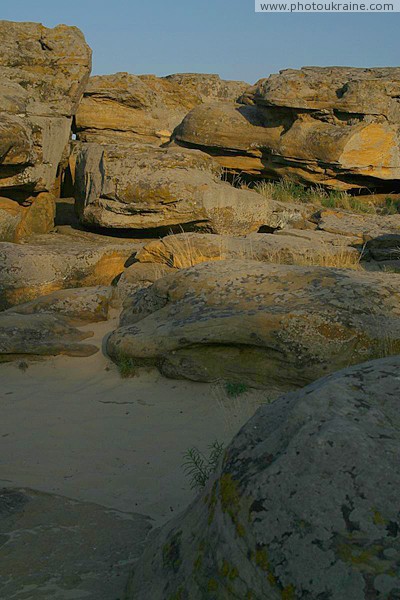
[116,354,137,378]
[225,381,249,397]
[182,440,225,490]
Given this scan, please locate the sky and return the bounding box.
[2,0,399,84]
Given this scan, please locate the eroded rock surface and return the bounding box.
[0,193,55,241]
[107,260,400,387]
[74,72,247,145]
[0,312,98,360]
[0,235,139,309]
[175,67,400,190]
[127,356,400,600]
[0,21,91,197]
[73,142,297,234]
[7,286,113,325]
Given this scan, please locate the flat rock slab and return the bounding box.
[0,312,98,361]
[315,210,400,241]
[0,487,151,600]
[6,286,113,325]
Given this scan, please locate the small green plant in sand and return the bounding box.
[182,440,225,490]
[115,354,137,378]
[225,381,249,397]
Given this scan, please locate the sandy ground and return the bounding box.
[0,317,278,527]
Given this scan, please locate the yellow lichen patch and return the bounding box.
[372,509,387,526]
[219,559,239,581]
[207,578,219,592]
[281,584,296,599]
[219,473,246,536]
[254,548,278,587]
[337,542,389,574]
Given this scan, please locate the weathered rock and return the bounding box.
[107,260,400,388]
[74,142,303,234]
[0,193,55,241]
[175,67,400,190]
[74,72,247,146]
[7,286,112,325]
[314,209,400,241]
[0,488,151,600]
[0,21,91,198]
[135,230,361,270]
[127,355,400,600]
[0,235,140,309]
[0,312,98,360]
[116,263,176,301]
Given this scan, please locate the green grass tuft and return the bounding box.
[225,381,248,398]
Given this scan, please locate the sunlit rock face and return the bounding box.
[175,66,400,191]
[0,21,91,199]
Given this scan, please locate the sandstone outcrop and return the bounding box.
[74,72,247,146]
[0,193,55,241]
[107,260,400,387]
[0,236,140,309]
[7,286,113,325]
[0,312,98,360]
[127,355,400,599]
[74,142,303,233]
[175,67,400,190]
[0,21,91,198]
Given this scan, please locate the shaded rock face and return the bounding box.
[127,356,400,600]
[0,236,139,309]
[74,72,248,146]
[0,21,91,200]
[175,67,400,191]
[73,142,297,234]
[0,488,151,600]
[107,260,400,388]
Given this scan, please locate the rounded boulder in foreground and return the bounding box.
[126,356,400,599]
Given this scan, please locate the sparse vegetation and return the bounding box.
[261,246,363,270]
[115,354,137,378]
[225,381,248,397]
[182,440,225,490]
[252,178,399,215]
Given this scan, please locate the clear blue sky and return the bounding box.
[2,0,399,83]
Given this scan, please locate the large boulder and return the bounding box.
[74,72,248,146]
[73,142,304,234]
[127,355,400,599]
[175,67,400,191]
[0,235,140,309]
[107,260,400,388]
[0,21,91,200]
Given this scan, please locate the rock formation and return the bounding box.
[73,142,301,233]
[0,236,140,309]
[74,72,248,146]
[126,355,400,599]
[107,260,400,388]
[0,21,91,238]
[175,66,400,191]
